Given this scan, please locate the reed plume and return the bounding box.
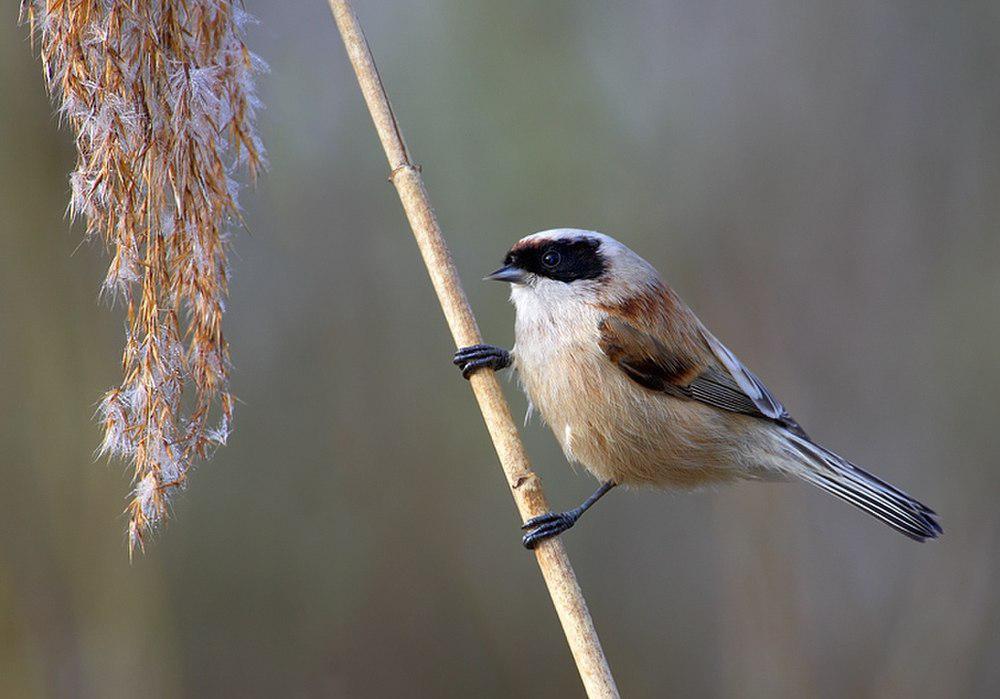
[21,0,265,555]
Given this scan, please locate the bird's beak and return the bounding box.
[484,265,530,284]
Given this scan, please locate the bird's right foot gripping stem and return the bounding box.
[521,480,617,549]
[453,344,511,379]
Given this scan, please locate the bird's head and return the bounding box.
[486,228,660,310]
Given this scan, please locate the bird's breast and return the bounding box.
[512,300,752,487]
[513,303,631,479]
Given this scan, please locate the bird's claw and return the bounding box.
[453,344,511,379]
[521,510,578,549]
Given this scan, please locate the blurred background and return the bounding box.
[2,1,998,696]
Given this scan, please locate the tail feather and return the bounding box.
[783,432,942,541]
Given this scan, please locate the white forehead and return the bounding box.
[518,228,623,250]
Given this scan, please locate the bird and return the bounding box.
[453,228,942,549]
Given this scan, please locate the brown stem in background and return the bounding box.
[325,2,619,696]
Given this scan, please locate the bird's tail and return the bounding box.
[782,431,942,541]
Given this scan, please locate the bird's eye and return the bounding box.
[542,250,561,268]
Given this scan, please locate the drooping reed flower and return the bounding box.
[22,0,265,555]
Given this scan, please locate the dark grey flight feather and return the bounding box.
[783,432,942,541]
[598,314,941,540]
[698,328,807,437]
[599,316,807,436]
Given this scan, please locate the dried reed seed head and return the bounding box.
[25,0,266,556]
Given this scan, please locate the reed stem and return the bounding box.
[325,2,619,696]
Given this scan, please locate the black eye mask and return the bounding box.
[505,237,606,283]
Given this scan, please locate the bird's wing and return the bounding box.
[597,314,807,437]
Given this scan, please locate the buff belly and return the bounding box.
[516,342,778,489]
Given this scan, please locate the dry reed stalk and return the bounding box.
[22,0,265,555]
[325,2,619,696]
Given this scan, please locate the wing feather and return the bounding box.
[598,314,807,437]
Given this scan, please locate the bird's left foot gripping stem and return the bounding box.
[453,344,511,379]
[522,480,616,549]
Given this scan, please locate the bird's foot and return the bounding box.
[521,510,579,549]
[453,344,511,379]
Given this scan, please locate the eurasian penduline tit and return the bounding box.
[454,229,941,548]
